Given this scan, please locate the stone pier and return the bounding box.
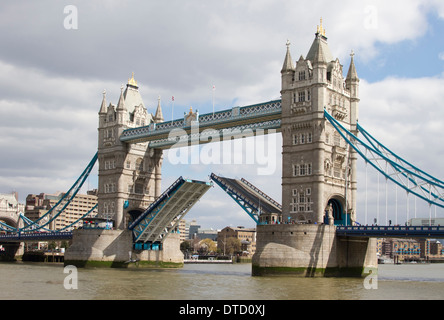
[65,229,184,268]
[252,224,377,277]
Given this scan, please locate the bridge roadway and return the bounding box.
[336,225,444,238]
[2,225,444,243]
[0,231,73,242]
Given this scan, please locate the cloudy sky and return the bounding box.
[1,1,444,229]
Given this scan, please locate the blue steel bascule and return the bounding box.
[2,22,444,274]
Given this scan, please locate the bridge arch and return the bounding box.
[324,196,350,226]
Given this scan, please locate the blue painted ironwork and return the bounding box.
[0,231,73,242]
[20,152,98,232]
[129,176,212,244]
[210,173,282,225]
[336,225,444,238]
[324,109,444,208]
[0,153,98,235]
[120,100,282,147]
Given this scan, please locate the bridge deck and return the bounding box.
[336,225,444,238]
[129,176,212,244]
[210,173,281,224]
[0,231,73,242]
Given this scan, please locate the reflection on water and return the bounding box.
[1,262,444,300]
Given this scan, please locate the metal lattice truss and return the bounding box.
[0,153,98,233]
[210,173,282,224]
[129,177,212,243]
[324,109,444,208]
[120,100,282,147]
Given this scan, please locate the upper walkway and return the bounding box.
[120,100,282,148]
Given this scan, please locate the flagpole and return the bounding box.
[212,85,215,116]
[172,96,174,122]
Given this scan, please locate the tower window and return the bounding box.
[298,91,305,102]
[298,71,306,81]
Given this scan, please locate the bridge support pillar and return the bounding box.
[252,224,377,277]
[65,229,183,268]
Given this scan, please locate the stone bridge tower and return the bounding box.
[97,74,164,230]
[280,21,360,226]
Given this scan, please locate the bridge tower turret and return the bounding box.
[97,73,163,230]
[280,21,359,226]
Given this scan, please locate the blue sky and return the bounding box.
[1,1,444,229]
[358,13,444,82]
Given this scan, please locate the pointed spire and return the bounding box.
[99,89,107,114]
[154,95,164,122]
[281,39,295,73]
[346,50,359,81]
[306,20,333,63]
[312,38,327,64]
[117,84,126,111]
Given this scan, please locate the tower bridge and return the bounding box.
[2,22,444,275]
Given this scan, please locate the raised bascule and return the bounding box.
[3,21,444,275]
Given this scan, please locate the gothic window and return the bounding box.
[293,134,299,145]
[300,133,305,144]
[298,71,306,81]
[299,192,305,204]
[126,160,131,169]
[290,198,297,213]
[293,163,313,176]
[291,188,313,213]
[299,164,306,176]
[307,132,312,143]
[298,91,305,102]
[307,89,311,101]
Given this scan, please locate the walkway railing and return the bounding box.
[336,225,444,238]
[0,231,73,242]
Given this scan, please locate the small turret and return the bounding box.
[281,40,295,73]
[154,96,164,123]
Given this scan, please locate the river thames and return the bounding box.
[1,261,444,300]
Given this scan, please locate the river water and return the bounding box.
[1,262,444,300]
